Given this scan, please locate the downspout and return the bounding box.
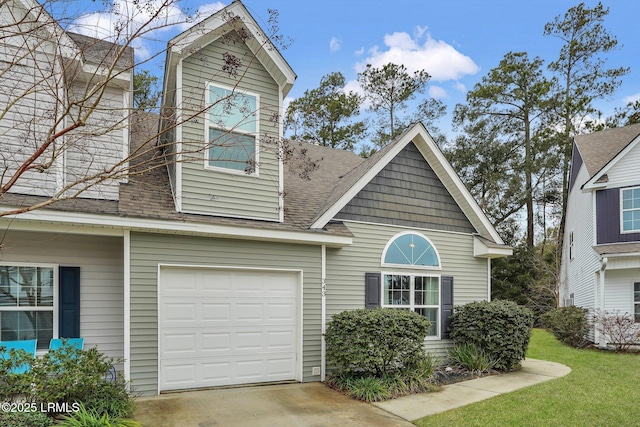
[487,258,492,301]
[321,244,326,381]
[124,229,131,383]
[598,257,608,348]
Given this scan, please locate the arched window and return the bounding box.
[381,232,440,268]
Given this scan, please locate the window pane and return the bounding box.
[208,129,256,172]
[415,307,438,336]
[384,233,438,267]
[209,86,256,133]
[0,266,53,307]
[1,311,53,350]
[635,304,640,324]
[0,266,19,307]
[384,275,410,306]
[623,210,640,232]
[635,283,640,303]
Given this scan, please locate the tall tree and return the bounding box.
[453,52,555,248]
[358,63,430,147]
[133,70,160,111]
[544,2,629,249]
[284,72,365,150]
[445,118,524,243]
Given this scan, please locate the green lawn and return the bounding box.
[414,329,640,427]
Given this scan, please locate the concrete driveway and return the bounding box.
[133,382,413,427]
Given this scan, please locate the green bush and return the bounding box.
[325,354,436,402]
[447,343,499,374]
[346,377,389,402]
[0,342,135,418]
[325,308,431,376]
[541,306,590,348]
[56,404,142,427]
[450,300,533,371]
[0,411,53,427]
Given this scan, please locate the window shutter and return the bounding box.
[365,273,381,309]
[441,276,454,339]
[59,266,81,338]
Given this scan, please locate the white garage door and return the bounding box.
[159,266,299,391]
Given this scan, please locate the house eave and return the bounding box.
[473,236,513,259]
[0,206,353,248]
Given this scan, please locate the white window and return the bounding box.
[569,231,574,260]
[206,84,259,174]
[622,187,640,232]
[0,264,57,350]
[382,274,440,337]
[381,231,441,269]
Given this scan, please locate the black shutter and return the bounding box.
[59,266,81,338]
[365,273,381,309]
[441,276,454,339]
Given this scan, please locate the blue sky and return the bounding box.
[65,0,640,136]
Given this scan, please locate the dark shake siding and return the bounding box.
[335,142,477,233]
[569,145,583,191]
[596,188,640,243]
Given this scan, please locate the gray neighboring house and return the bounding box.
[0,0,510,396]
[560,123,640,345]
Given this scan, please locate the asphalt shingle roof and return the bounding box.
[575,123,640,178]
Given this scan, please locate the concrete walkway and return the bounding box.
[374,358,571,421]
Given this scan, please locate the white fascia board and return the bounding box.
[473,236,513,259]
[584,135,640,189]
[310,126,419,229]
[412,129,505,245]
[16,0,79,59]
[174,59,183,212]
[169,1,295,94]
[0,206,353,247]
[311,123,505,245]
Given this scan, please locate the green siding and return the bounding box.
[129,232,322,396]
[326,221,488,357]
[0,230,124,359]
[179,31,281,220]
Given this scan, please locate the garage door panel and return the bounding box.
[159,267,299,391]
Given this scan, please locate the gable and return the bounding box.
[334,142,476,233]
[606,138,640,187]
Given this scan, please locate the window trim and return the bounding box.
[569,230,574,261]
[381,231,441,270]
[634,282,640,324]
[381,271,441,340]
[203,82,261,176]
[0,262,59,352]
[620,186,640,234]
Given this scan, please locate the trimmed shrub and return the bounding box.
[450,300,533,371]
[541,306,590,348]
[325,308,431,376]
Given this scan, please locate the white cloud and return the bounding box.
[330,36,342,52]
[283,96,294,113]
[428,86,448,99]
[355,27,479,82]
[454,82,467,93]
[623,93,640,104]
[69,1,224,60]
[355,47,365,56]
[414,25,428,39]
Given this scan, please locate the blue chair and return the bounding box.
[0,339,37,374]
[49,338,84,351]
